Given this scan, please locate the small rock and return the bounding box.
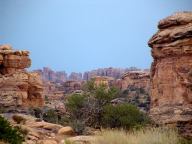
[58,126,74,136]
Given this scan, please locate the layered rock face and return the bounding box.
[83,67,141,81]
[112,71,150,111]
[120,71,150,91]
[0,44,44,109]
[63,80,82,94]
[149,12,192,137]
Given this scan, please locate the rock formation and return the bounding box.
[0,44,44,109]
[63,80,82,94]
[34,67,67,83]
[83,67,141,81]
[112,71,150,111]
[92,76,114,88]
[148,12,192,137]
[2,113,74,144]
[120,71,150,91]
[34,67,144,83]
[43,81,66,113]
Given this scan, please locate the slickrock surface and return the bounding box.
[148,12,192,137]
[0,44,44,109]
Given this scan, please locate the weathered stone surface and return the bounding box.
[2,113,71,144]
[63,80,82,94]
[120,71,150,91]
[148,12,192,137]
[0,44,44,109]
[112,71,150,112]
[92,76,114,88]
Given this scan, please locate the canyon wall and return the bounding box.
[0,44,44,109]
[148,12,192,137]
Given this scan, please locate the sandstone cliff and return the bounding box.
[148,12,192,137]
[0,44,44,109]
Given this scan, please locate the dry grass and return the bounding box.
[64,127,191,144]
[93,128,180,144]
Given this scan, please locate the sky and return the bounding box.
[0,0,192,73]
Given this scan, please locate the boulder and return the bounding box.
[58,126,74,136]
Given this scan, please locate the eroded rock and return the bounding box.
[148,12,192,138]
[0,44,44,109]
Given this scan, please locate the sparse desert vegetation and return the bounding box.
[94,128,179,144]
[0,1,192,143]
[65,128,192,144]
[0,115,24,144]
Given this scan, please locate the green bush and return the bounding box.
[94,85,119,105]
[66,94,86,118]
[66,94,85,110]
[102,104,150,129]
[0,115,24,144]
[43,109,58,124]
[69,119,86,135]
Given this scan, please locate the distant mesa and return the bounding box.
[34,66,145,83]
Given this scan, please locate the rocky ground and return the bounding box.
[2,113,94,144]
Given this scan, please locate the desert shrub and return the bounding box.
[66,94,86,115]
[43,109,58,123]
[66,80,151,134]
[0,115,24,144]
[65,82,120,132]
[94,85,119,105]
[82,79,95,92]
[102,104,150,129]
[12,115,26,124]
[93,128,181,144]
[69,119,86,135]
[0,107,5,114]
[179,138,192,144]
[28,107,43,119]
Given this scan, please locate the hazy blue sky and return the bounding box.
[0,0,192,73]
